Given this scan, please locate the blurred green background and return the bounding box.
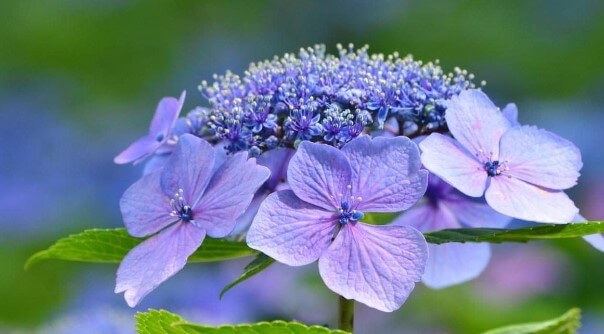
[1,1,603,333]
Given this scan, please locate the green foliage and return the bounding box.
[424,222,604,245]
[220,253,276,299]
[482,308,581,334]
[136,309,350,334]
[25,228,256,269]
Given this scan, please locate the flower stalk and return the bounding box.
[339,295,354,333]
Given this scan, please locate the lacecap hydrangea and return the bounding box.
[199,44,480,155]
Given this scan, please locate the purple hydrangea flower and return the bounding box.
[394,174,511,288]
[420,89,582,223]
[115,134,270,306]
[247,135,429,312]
[114,91,186,164]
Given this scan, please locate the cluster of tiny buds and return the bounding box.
[193,44,480,156]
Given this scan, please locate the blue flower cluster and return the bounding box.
[200,44,479,155]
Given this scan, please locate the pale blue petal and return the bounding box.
[194,152,270,238]
[574,214,604,252]
[392,201,459,232]
[445,89,511,160]
[115,222,205,307]
[119,172,176,237]
[422,243,491,289]
[444,193,512,228]
[498,125,582,190]
[502,103,519,125]
[341,136,428,212]
[247,190,336,266]
[143,154,170,175]
[288,141,352,210]
[318,222,427,312]
[485,176,578,223]
[420,133,487,197]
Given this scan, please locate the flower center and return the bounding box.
[484,160,503,177]
[155,133,165,142]
[338,200,364,225]
[169,189,194,222]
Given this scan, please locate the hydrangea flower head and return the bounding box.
[116,134,270,306]
[201,44,478,155]
[247,135,429,312]
[420,89,582,223]
[394,174,511,288]
[114,91,186,164]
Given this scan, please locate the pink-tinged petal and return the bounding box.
[341,136,428,212]
[574,214,604,252]
[288,141,352,210]
[392,201,459,232]
[502,103,519,125]
[114,135,162,165]
[247,190,337,266]
[485,176,578,223]
[420,133,487,197]
[443,193,512,228]
[149,91,186,136]
[498,125,582,190]
[445,89,511,159]
[422,243,491,289]
[115,222,205,307]
[160,134,215,204]
[194,152,270,238]
[120,172,176,237]
[318,223,427,312]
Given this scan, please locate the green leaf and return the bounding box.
[482,308,581,334]
[424,222,604,245]
[136,309,350,334]
[25,228,257,270]
[362,212,399,225]
[220,253,275,299]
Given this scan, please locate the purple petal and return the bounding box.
[257,148,294,191]
[318,223,427,312]
[119,172,176,237]
[392,201,459,232]
[502,103,519,125]
[288,141,352,210]
[160,134,215,205]
[485,176,578,223]
[443,193,512,228]
[194,152,270,238]
[445,89,511,159]
[420,133,487,197]
[341,136,428,212]
[114,135,162,165]
[498,125,582,190]
[149,91,186,136]
[422,243,491,289]
[247,190,337,265]
[115,222,205,307]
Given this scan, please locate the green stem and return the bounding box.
[338,295,354,333]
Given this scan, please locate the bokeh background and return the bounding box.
[1,1,603,333]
